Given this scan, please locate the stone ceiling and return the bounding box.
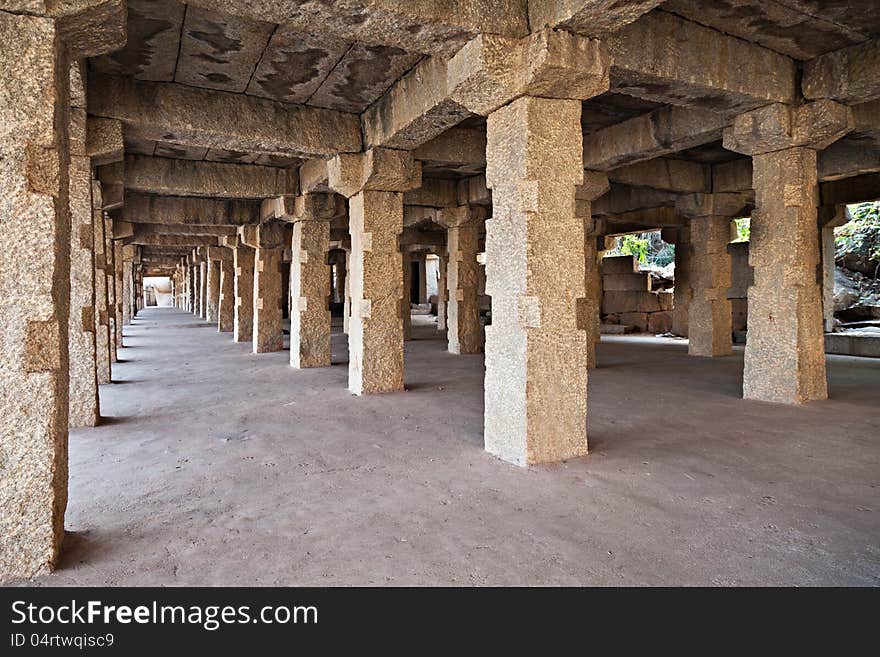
[92,0,424,168]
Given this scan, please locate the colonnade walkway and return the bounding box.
[36,307,880,585]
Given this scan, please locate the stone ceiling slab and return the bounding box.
[174,6,275,93]
[663,0,872,60]
[308,44,422,113]
[90,0,184,81]
[153,142,209,161]
[204,148,301,168]
[246,27,350,104]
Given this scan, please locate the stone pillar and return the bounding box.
[199,260,207,319]
[328,147,421,395]
[112,240,124,350]
[105,228,117,362]
[243,223,285,353]
[68,107,99,428]
[218,254,235,333]
[92,197,111,385]
[577,174,610,369]
[724,101,852,403]
[746,149,827,402]
[688,216,733,356]
[122,260,133,326]
[437,251,448,331]
[233,242,255,343]
[191,261,200,315]
[438,206,486,354]
[334,251,346,304]
[676,194,752,356]
[402,252,412,341]
[484,96,588,466]
[820,206,848,333]
[417,254,428,304]
[343,249,351,335]
[206,258,220,324]
[0,12,70,581]
[290,194,335,368]
[671,227,692,337]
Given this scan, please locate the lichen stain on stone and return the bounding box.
[255,47,331,101]
[104,6,176,77]
[322,46,412,113]
[188,21,243,68]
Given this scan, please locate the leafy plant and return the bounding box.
[835,202,880,267]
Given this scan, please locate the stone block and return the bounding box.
[648,311,673,334]
[603,273,649,291]
[602,255,638,274]
[619,312,648,331]
[602,290,661,314]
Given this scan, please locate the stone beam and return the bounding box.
[124,155,295,199]
[529,0,664,36]
[592,186,678,216]
[584,106,729,170]
[803,38,880,104]
[413,127,487,169]
[49,0,127,58]
[88,74,362,158]
[405,180,460,209]
[818,141,880,182]
[820,174,880,206]
[128,233,220,248]
[122,194,261,226]
[608,158,711,193]
[185,0,528,58]
[602,206,685,229]
[132,224,238,238]
[364,29,609,150]
[723,101,854,155]
[86,117,122,166]
[607,10,797,112]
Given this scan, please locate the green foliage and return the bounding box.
[835,202,880,264]
[609,231,675,268]
[732,218,750,242]
[619,234,649,265]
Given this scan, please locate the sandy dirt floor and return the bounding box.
[22,307,880,586]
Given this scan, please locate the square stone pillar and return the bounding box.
[113,241,124,350]
[417,254,428,304]
[484,96,588,466]
[68,115,99,428]
[343,249,351,335]
[688,217,733,356]
[328,147,421,395]
[402,252,413,341]
[191,261,199,315]
[0,13,70,581]
[745,148,827,402]
[290,194,334,368]
[92,196,111,385]
[676,194,751,356]
[723,102,852,403]
[242,223,286,353]
[219,256,235,333]
[577,172,610,370]
[671,227,692,337]
[122,260,133,326]
[105,229,117,362]
[253,247,284,352]
[205,258,220,324]
[199,260,207,319]
[438,206,486,354]
[437,252,448,332]
[233,243,255,343]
